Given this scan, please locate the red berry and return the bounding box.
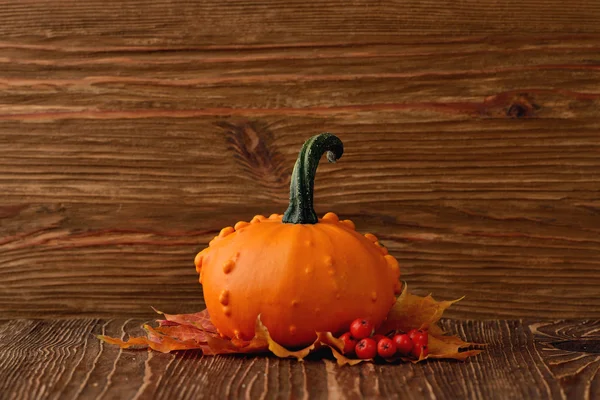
[355,338,377,359]
[413,332,428,347]
[377,337,397,358]
[339,332,357,355]
[411,344,429,359]
[371,334,386,344]
[350,318,374,340]
[409,329,427,344]
[408,329,422,340]
[393,333,413,356]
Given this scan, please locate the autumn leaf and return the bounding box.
[315,332,365,366]
[98,325,207,353]
[377,283,484,362]
[428,335,482,361]
[98,287,483,363]
[253,317,321,360]
[153,308,217,334]
[377,283,460,336]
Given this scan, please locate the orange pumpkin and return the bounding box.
[195,133,401,347]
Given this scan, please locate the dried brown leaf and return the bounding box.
[329,346,365,366]
[99,287,482,363]
[376,284,483,362]
[377,283,460,336]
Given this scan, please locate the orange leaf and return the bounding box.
[98,324,208,353]
[376,284,483,362]
[146,323,211,343]
[152,308,217,334]
[141,324,212,353]
[316,332,344,353]
[377,283,460,336]
[315,331,366,365]
[98,309,218,353]
[255,317,319,360]
[428,335,483,361]
[203,332,262,355]
[329,346,365,366]
[98,286,482,363]
[96,335,150,349]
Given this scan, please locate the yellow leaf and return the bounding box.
[376,284,483,362]
[428,335,483,361]
[255,317,319,360]
[98,286,482,363]
[329,346,365,366]
[377,283,460,335]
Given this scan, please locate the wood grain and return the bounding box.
[530,320,600,400]
[1,0,600,320]
[1,318,598,399]
[1,0,600,44]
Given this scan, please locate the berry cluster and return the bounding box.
[339,318,429,360]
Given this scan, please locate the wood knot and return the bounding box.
[506,94,539,118]
[219,120,288,191]
[507,104,528,118]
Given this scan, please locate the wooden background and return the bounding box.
[1,0,600,322]
[4,318,599,399]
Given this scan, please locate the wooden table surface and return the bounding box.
[1,0,600,398]
[1,318,598,400]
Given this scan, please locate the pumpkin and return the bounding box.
[194,133,401,347]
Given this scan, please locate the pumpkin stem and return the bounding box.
[282,133,344,224]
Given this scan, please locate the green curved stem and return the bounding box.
[282,133,344,224]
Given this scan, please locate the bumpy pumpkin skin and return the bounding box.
[195,212,401,348]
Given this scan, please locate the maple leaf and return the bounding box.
[377,284,460,336]
[98,286,483,364]
[153,308,218,334]
[376,283,484,363]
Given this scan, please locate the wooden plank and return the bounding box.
[1,0,600,46]
[1,114,600,319]
[529,320,600,400]
[1,318,598,399]
[1,37,600,115]
[1,2,600,320]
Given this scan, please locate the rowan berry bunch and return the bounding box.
[339,318,429,360]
